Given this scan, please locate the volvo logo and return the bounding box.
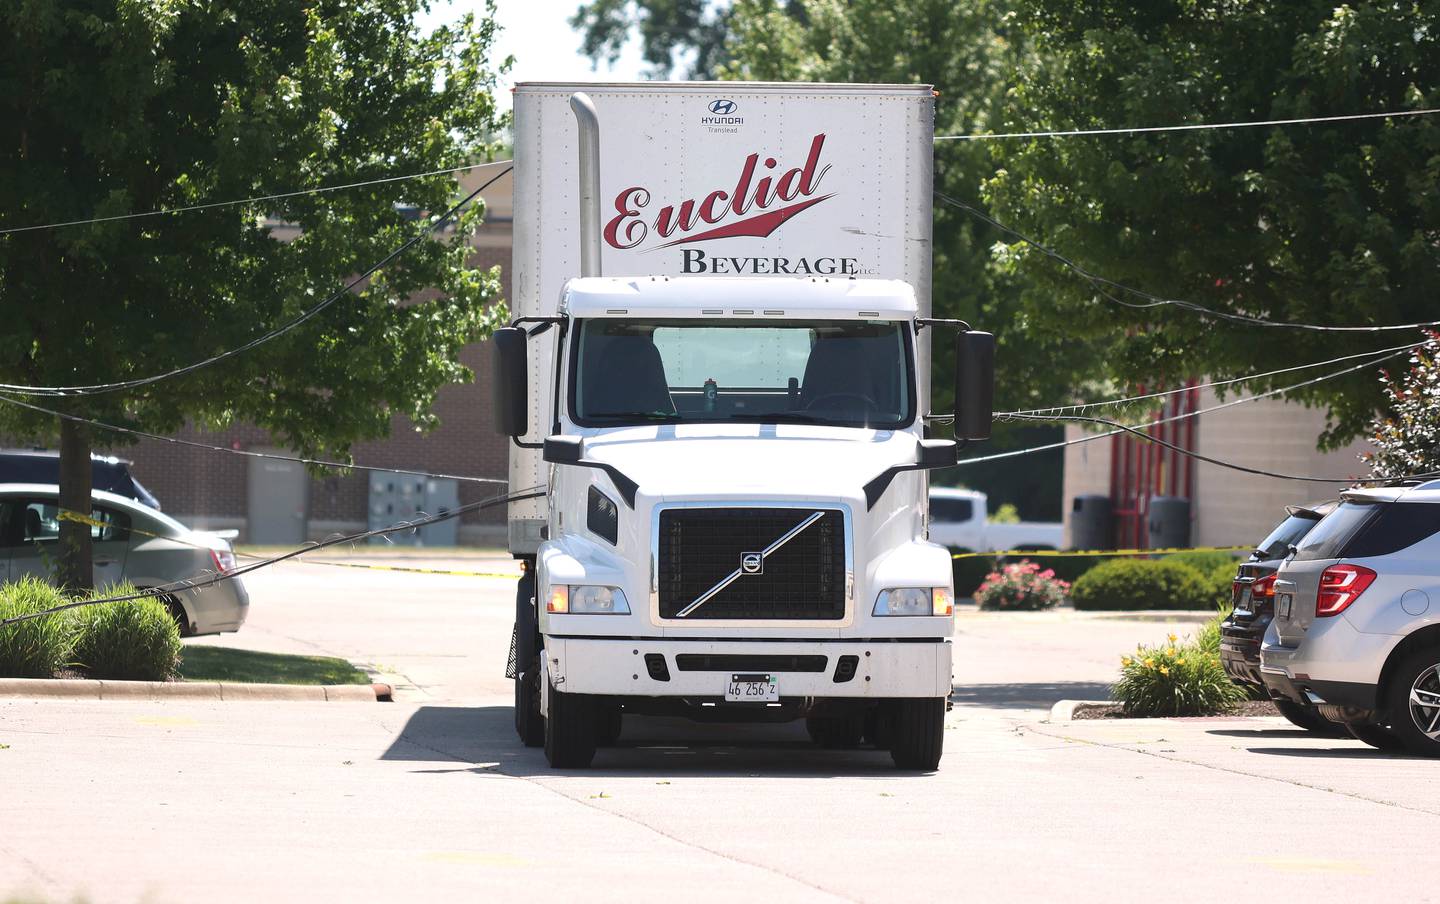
[708,99,738,115]
[740,552,763,575]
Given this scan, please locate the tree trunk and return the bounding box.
[57,417,94,593]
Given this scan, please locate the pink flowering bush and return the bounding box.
[974,560,1070,611]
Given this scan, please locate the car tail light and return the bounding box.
[1315,564,1376,617]
[1251,574,1277,600]
[210,548,238,574]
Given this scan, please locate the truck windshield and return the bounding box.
[570,319,914,428]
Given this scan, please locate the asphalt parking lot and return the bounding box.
[1,554,1436,903]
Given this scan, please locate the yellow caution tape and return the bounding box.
[952,545,1251,559]
[57,509,110,530]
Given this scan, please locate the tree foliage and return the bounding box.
[1364,332,1440,479]
[984,1,1440,446]
[0,0,509,586]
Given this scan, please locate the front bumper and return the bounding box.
[543,637,952,698]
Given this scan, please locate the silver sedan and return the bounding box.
[0,483,248,635]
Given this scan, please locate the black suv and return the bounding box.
[1220,501,1340,734]
[0,449,160,509]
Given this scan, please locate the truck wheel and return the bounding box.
[1385,646,1440,756]
[514,669,544,748]
[889,698,945,770]
[545,685,598,768]
[1273,700,1349,738]
[806,713,864,749]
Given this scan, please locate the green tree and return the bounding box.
[0,0,509,590]
[983,1,1440,447]
[1364,332,1440,479]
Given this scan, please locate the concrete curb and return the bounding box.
[0,678,392,702]
[1048,699,1113,722]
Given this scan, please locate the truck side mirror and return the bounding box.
[954,331,995,441]
[492,327,529,437]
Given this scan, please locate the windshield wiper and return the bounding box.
[587,411,681,421]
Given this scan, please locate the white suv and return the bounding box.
[1260,481,1440,754]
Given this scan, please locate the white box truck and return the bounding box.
[495,82,995,770]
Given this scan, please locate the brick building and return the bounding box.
[105,167,516,546]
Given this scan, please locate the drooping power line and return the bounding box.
[934,190,1440,333]
[0,160,513,236]
[934,107,1440,141]
[0,167,512,397]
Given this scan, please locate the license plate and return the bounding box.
[725,673,779,703]
[1278,592,1293,618]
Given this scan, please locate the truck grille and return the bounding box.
[657,508,846,620]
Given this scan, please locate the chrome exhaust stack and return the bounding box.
[569,92,602,277]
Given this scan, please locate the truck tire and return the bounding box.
[545,685,598,768]
[1273,699,1349,738]
[889,698,945,770]
[514,669,544,748]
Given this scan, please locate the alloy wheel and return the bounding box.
[1408,664,1440,740]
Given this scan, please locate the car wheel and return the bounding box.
[514,669,544,748]
[159,595,192,636]
[889,698,945,770]
[1345,721,1406,752]
[1273,699,1349,737]
[1386,647,1440,756]
[544,684,598,769]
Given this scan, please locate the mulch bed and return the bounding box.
[1073,699,1279,720]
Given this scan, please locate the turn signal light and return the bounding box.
[1251,574,1277,599]
[1316,564,1376,617]
[547,586,569,613]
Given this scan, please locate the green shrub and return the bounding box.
[1194,603,1228,656]
[951,551,996,598]
[71,586,181,681]
[1070,559,1209,611]
[1165,550,1241,574]
[1113,636,1246,716]
[1013,553,1108,585]
[1203,561,1240,609]
[0,577,75,678]
[975,560,1070,611]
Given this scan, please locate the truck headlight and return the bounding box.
[547,585,631,614]
[873,587,953,617]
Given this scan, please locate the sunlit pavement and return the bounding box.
[1,559,1434,903]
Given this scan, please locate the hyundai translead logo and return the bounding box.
[708,99,738,115]
[603,134,833,251]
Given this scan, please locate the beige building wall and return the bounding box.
[1191,390,1369,547]
[1060,424,1112,547]
[1061,392,1372,550]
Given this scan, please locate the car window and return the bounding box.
[15,501,131,544]
[1254,513,1321,558]
[931,497,974,522]
[1343,502,1440,558]
[1293,502,1379,561]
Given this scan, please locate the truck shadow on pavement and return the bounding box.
[949,681,1111,709]
[383,705,929,776]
